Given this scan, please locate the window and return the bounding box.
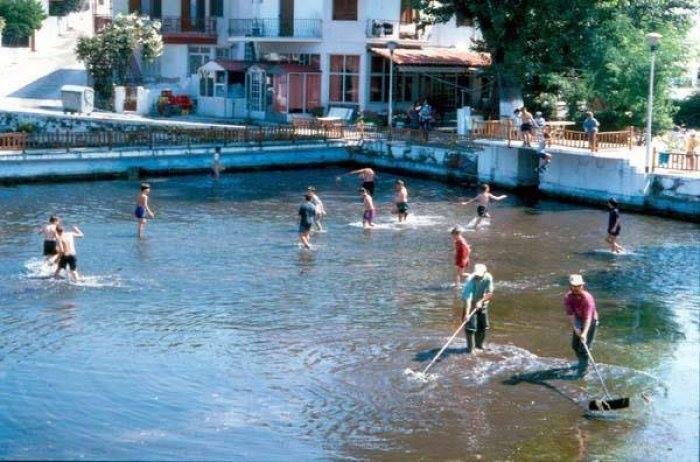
[216,47,232,60]
[210,0,224,17]
[329,55,359,104]
[369,55,415,103]
[188,46,212,75]
[129,0,161,18]
[332,0,357,21]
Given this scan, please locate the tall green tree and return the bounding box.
[76,13,163,108]
[0,0,46,45]
[412,0,696,130]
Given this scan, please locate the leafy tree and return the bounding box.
[76,13,163,108]
[411,0,696,131]
[674,92,700,128]
[0,0,47,45]
[49,0,85,16]
[0,16,6,33]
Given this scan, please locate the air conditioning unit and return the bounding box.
[61,85,95,114]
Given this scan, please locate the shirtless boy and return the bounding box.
[54,225,84,282]
[344,168,376,196]
[38,215,60,266]
[307,186,326,231]
[360,187,375,229]
[393,180,409,223]
[461,184,507,229]
[135,183,155,238]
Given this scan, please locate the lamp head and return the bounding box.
[646,32,662,49]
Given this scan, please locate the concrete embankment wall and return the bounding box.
[0,142,349,183]
[358,139,699,220]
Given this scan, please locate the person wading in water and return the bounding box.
[565,274,599,377]
[461,263,494,353]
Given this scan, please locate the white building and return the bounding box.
[110,0,490,121]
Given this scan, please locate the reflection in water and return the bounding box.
[0,169,697,461]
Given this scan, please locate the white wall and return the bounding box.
[160,44,188,79]
[296,0,323,19]
[425,17,479,49]
[112,0,129,15]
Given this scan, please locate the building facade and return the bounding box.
[111,0,489,121]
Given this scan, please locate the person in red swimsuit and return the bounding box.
[451,227,471,287]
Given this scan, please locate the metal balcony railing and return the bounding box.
[160,16,217,35]
[228,18,322,39]
[365,19,424,40]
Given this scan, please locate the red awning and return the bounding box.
[370,47,491,67]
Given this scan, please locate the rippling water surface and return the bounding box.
[0,169,698,460]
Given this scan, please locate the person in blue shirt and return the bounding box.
[583,111,600,152]
[460,263,495,353]
[298,194,316,249]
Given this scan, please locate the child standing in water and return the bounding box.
[211,146,225,179]
[606,198,624,253]
[451,227,471,287]
[307,186,326,231]
[393,179,409,223]
[54,225,84,283]
[461,184,507,229]
[298,193,316,249]
[360,187,375,229]
[135,183,155,239]
[37,215,60,266]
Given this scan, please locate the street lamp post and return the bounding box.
[386,41,398,129]
[645,32,662,173]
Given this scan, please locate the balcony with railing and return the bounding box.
[228,18,322,41]
[159,16,218,44]
[365,20,426,41]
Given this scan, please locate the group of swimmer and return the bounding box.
[36,165,624,373]
[296,166,624,369]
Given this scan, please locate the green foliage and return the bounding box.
[76,13,163,107]
[0,0,47,43]
[49,0,84,16]
[674,92,700,128]
[16,122,37,133]
[411,0,696,131]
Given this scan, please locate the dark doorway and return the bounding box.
[280,0,294,37]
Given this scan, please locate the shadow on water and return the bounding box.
[503,366,583,405]
[413,346,467,363]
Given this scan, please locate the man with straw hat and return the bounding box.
[565,274,599,376]
[461,263,494,353]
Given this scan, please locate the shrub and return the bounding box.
[674,92,700,129]
[0,0,46,45]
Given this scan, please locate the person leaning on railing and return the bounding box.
[686,130,698,170]
[583,111,600,152]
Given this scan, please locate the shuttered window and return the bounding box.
[332,0,357,21]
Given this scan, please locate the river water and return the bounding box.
[0,168,697,461]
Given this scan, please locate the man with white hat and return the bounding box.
[565,274,599,376]
[460,263,494,353]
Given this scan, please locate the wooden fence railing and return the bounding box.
[653,149,700,171]
[0,125,347,153]
[0,121,640,154]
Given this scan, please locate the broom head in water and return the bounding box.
[588,397,630,411]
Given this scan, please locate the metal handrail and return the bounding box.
[228,18,322,38]
[160,16,217,35]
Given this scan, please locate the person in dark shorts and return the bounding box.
[54,225,84,282]
[393,180,409,223]
[135,183,155,239]
[342,168,376,196]
[298,193,316,249]
[461,184,507,229]
[460,263,494,353]
[605,198,623,253]
[38,215,60,266]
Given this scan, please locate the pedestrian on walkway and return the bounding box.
[564,274,599,376]
[583,111,600,152]
[461,263,494,353]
